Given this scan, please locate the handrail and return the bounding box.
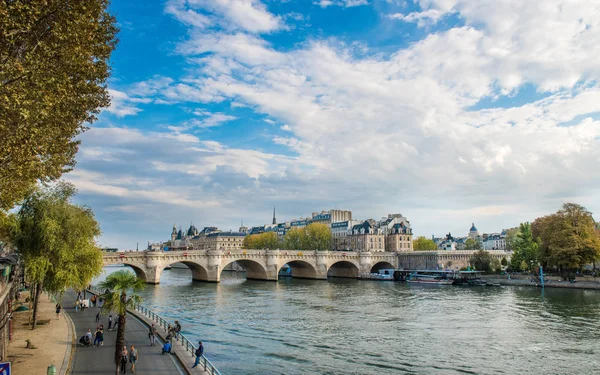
[88,289,221,375]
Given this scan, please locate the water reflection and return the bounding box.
[95,266,600,375]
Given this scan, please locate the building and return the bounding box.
[378,214,413,252]
[483,233,506,250]
[331,220,362,250]
[347,221,385,252]
[468,223,479,239]
[203,231,246,251]
[310,209,352,226]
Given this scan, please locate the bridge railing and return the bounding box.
[88,289,221,375]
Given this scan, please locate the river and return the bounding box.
[95,267,600,375]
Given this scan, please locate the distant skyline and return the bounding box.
[64,0,600,249]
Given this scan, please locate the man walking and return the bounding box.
[129,345,138,373]
[192,341,204,368]
[148,324,157,346]
[108,314,113,331]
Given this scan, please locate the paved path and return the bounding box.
[64,291,183,374]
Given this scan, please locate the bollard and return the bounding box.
[47,364,57,375]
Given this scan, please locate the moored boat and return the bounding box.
[407,270,454,285]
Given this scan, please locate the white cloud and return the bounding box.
[190,111,238,127]
[314,0,369,7]
[105,89,145,117]
[166,0,282,33]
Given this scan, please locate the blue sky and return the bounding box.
[66,0,600,249]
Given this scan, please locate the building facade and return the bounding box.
[347,221,385,252]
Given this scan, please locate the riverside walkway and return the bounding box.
[64,291,183,374]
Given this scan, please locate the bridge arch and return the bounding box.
[327,260,360,278]
[221,259,269,280]
[163,261,210,282]
[370,261,396,273]
[281,260,318,279]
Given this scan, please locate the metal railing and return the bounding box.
[88,289,221,375]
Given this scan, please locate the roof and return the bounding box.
[207,231,246,238]
[470,223,478,232]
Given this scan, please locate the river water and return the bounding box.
[95,267,600,375]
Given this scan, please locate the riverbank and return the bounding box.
[6,291,72,374]
[482,274,600,290]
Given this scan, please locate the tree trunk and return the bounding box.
[114,291,127,375]
[32,281,42,330]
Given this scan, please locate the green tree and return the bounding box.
[532,203,600,272]
[412,236,437,250]
[469,250,493,273]
[283,227,304,250]
[0,0,118,211]
[99,270,145,375]
[504,227,520,251]
[12,182,102,328]
[510,222,539,271]
[464,238,482,250]
[242,232,280,250]
[302,223,331,250]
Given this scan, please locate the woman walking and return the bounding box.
[55,303,61,320]
[120,346,128,374]
[148,324,157,346]
[129,345,138,373]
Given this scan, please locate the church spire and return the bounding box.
[272,206,277,225]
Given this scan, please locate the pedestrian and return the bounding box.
[95,311,101,323]
[148,324,157,346]
[192,341,204,368]
[75,299,80,313]
[98,326,104,346]
[108,314,113,331]
[129,345,138,373]
[174,320,182,340]
[93,328,102,346]
[120,346,128,374]
[55,303,62,320]
[85,329,93,343]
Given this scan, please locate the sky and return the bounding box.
[66,0,600,249]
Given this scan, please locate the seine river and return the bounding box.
[96,267,600,375]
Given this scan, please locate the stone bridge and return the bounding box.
[102,249,399,284]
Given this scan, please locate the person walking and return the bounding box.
[129,345,138,373]
[174,321,182,340]
[192,341,204,368]
[75,299,80,312]
[55,303,61,320]
[95,311,101,323]
[98,325,104,346]
[93,327,102,347]
[148,324,157,346]
[120,346,128,374]
[108,314,113,331]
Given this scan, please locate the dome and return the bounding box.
[469,223,478,232]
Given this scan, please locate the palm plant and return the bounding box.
[98,270,145,375]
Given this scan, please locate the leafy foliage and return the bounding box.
[243,232,280,250]
[282,223,332,250]
[532,203,600,271]
[99,270,145,372]
[469,250,493,273]
[464,238,482,250]
[503,227,520,251]
[412,236,437,250]
[509,222,539,271]
[12,182,102,328]
[0,0,118,211]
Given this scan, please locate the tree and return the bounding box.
[283,227,304,250]
[0,0,118,211]
[504,227,520,251]
[469,250,493,273]
[510,222,539,271]
[302,223,331,250]
[242,232,280,250]
[532,203,600,272]
[99,270,145,375]
[464,238,482,250]
[413,236,437,250]
[12,182,102,328]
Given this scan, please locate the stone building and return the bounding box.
[347,221,385,252]
[468,223,479,239]
[378,214,413,252]
[331,220,362,250]
[398,250,510,270]
[310,209,352,226]
[203,231,246,251]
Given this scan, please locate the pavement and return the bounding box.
[64,291,183,374]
